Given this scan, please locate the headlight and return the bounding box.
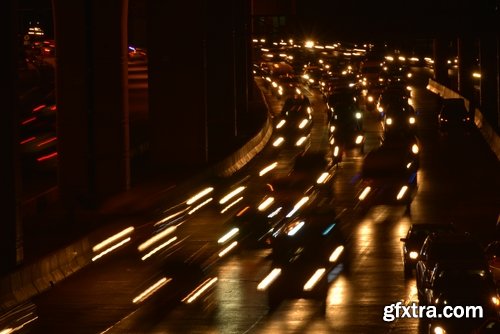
[273,137,284,147]
[359,186,371,200]
[377,106,384,113]
[409,251,419,259]
[355,135,364,144]
[396,185,408,200]
[298,119,309,129]
[367,96,374,102]
[355,112,362,119]
[316,172,330,184]
[411,144,419,154]
[296,136,307,146]
[333,145,340,157]
[434,326,446,334]
[276,119,286,129]
[386,117,393,125]
[409,117,416,124]
[407,72,413,78]
[330,125,335,133]
[309,78,315,83]
[491,296,500,306]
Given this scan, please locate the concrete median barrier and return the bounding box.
[0,236,92,312]
[213,114,272,177]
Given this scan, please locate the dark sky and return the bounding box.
[292,0,499,40]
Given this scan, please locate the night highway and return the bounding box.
[2,1,500,334]
[17,54,499,333]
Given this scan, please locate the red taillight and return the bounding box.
[32,105,46,112]
[20,136,36,145]
[37,152,58,162]
[37,137,57,147]
[21,117,37,125]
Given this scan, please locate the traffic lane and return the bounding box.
[128,70,497,333]
[100,85,412,333]
[409,84,500,242]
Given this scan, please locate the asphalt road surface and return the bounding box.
[27,67,499,334]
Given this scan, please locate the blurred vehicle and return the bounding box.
[380,63,412,83]
[128,46,147,62]
[359,57,384,110]
[290,152,337,196]
[0,301,38,334]
[325,87,361,118]
[359,58,383,86]
[20,132,58,171]
[301,65,324,89]
[271,101,312,154]
[357,131,419,213]
[228,178,319,247]
[363,81,385,111]
[379,130,420,168]
[376,83,412,118]
[415,233,488,305]
[382,102,417,134]
[258,213,350,313]
[274,74,301,100]
[400,223,457,277]
[438,98,474,133]
[485,241,500,283]
[320,75,358,100]
[19,104,57,138]
[328,102,365,161]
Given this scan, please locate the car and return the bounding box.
[322,77,360,102]
[380,63,412,83]
[326,87,359,119]
[485,241,500,284]
[257,212,350,313]
[423,261,498,310]
[290,152,338,196]
[357,134,419,213]
[400,223,457,277]
[301,65,324,89]
[363,81,385,111]
[438,98,474,133]
[227,178,320,247]
[274,74,301,100]
[415,233,488,305]
[426,264,500,334]
[376,84,412,118]
[271,101,312,154]
[381,101,417,134]
[328,103,365,161]
[379,130,421,168]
